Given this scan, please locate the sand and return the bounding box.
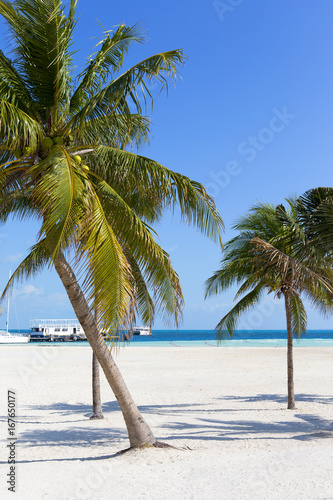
[0,344,332,500]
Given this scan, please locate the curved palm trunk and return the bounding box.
[54,251,156,448]
[284,292,295,409]
[90,351,105,420]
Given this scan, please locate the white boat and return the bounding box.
[132,325,152,336]
[29,319,87,342]
[0,330,29,343]
[0,272,29,343]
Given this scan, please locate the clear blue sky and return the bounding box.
[1,0,333,330]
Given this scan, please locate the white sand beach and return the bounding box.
[1,344,333,500]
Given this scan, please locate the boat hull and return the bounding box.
[0,331,29,343]
[132,326,152,336]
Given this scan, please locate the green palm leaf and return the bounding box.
[290,294,307,338]
[69,22,147,114]
[77,113,151,150]
[67,50,185,133]
[28,145,87,256]
[73,194,134,333]
[0,0,76,124]
[297,187,333,253]
[84,176,184,326]
[250,236,333,295]
[0,100,42,151]
[89,146,224,241]
[0,50,42,123]
[215,285,264,337]
[1,239,50,299]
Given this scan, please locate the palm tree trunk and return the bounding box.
[90,306,104,420]
[54,251,157,448]
[284,292,295,409]
[90,351,105,420]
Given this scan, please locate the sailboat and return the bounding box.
[0,272,29,344]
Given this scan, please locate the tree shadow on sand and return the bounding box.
[0,401,121,427]
[219,393,333,405]
[22,400,120,418]
[161,413,333,442]
[2,393,330,466]
[19,425,125,448]
[0,426,126,465]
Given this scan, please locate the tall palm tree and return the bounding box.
[205,201,333,409]
[0,0,223,448]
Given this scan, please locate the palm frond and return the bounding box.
[205,257,254,298]
[125,253,155,326]
[297,187,333,255]
[69,22,147,114]
[0,99,42,151]
[0,50,42,123]
[82,176,184,326]
[1,239,49,299]
[28,145,88,257]
[0,177,37,223]
[215,285,265,338]
[290,294,307,338]
[73,195,135,335]
[0,0,76,123]
[75,113,151,150]
[67,50,185,132]
[88,146,224,241]
[251,237,333,295]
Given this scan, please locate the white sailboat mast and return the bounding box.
[6,270,11,334]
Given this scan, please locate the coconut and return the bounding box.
[81,164,89,171]
[73,155,82,164]
[24,146,32,155]
[53,136,63,145]
[42,137,54,149]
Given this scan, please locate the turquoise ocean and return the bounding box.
[6,329,333,347]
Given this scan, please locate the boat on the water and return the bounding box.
[29,319,87,342]
[0,271,29,343]
[132,325,152,336]
[0,330,29,343]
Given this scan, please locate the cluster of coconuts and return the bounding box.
[73,154,89,171]
[41,136,63,148]
[42,137,89,169]
[14,136,89,171]
[13,136,64,158]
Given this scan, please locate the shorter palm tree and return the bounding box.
[205,200,333,409]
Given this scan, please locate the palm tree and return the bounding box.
[205,201,333,409]
[0,0,223,448]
